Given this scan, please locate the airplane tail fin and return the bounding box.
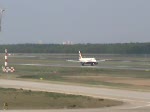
[79,51,82,59]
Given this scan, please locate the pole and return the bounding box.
[0,9,5,32]
[5,49,8,68]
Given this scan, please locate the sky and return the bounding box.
[0,0,150,44]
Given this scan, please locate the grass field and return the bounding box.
[0,88,122,109]
[0,53,149,109]
[0,53,150,91]
[16,66,150,90]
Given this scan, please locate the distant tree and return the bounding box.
[0,42,149,54]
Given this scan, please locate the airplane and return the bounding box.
[67,51,106,66]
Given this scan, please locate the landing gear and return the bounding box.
[81,63,85,66]
[91,63,95,66]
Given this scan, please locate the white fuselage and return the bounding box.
[79,58,98,66]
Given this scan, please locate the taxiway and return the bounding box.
[0,79,149,112]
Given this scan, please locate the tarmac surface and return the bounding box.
[0,79,150,112]
[18,63,150,71]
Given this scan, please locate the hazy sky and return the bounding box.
[0,0,150,44]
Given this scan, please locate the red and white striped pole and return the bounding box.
[2,49,15,73]
[5,49,8,68]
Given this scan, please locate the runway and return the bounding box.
[18,63,150,71]
[0,79,150,112]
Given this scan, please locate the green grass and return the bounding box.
[0,53,150,90]
[0,65,146,91]
[14,65,150,78]
[0,88,122,109]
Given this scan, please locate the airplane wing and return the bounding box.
[66,60,80,62]
[97,59,112,62]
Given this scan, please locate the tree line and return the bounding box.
[0,43,150,54]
